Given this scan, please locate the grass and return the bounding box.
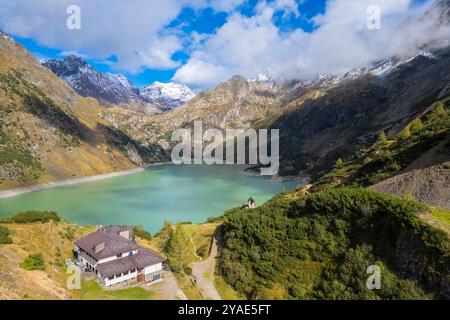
[175,273,204,300]
[0,220,95,299]
[431,207,450,226]
[214,273,244,300]
[80,280,154,300]
[188,223,218,259]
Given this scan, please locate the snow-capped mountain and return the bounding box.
[140,82,195,111]
[43,55,147,107]
[343,52,437,81]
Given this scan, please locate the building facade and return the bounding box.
[74,226,164,287]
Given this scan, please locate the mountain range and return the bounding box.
[42,56,195,113]
[0,0,449,197]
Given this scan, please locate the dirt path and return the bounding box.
[191,232,221,300]
[146,265,187,300]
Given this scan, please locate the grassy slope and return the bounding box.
[0,35,168,190]
[0,215,159,300]
[0,219,94,299]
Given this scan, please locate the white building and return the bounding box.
[74,226,164,287]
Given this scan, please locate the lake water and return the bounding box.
[0,165,296,234]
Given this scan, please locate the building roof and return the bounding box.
[96,248,164,278]
[99,225,133,237]
[76,231,139,260]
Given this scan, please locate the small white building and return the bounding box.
[74,226,164,287]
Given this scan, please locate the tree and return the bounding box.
[409,118,424,134]
[399,125,411,140]
[335,158,345,169]
[373,131,388,149]
[165,224,192,273]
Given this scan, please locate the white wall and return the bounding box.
[144,263,162,275]
[103,270,138,287]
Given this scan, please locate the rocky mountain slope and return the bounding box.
[43,56,195,113]
[371,163,450,210]
[272,47,450,176]
[0,33,166,190]
[42,56,159,113]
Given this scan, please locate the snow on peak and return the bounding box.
[105,73,135,91]
[0,31,14,42]
[249,70,272,82]
[140,82,195,110]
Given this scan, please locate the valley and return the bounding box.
[1,0,450,302]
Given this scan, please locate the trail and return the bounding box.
[191,231,221,300]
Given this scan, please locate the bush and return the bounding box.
[21,253,46,270]
[133,225,152,241]
[2,211,61,224]
[59,226,75,240]
[0,226,12,244]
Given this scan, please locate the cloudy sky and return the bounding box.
[0,0,448,89]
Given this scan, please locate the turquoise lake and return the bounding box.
[0,165,296,234]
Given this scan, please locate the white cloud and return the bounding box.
[174,0,450,88]
[0,0,448,89]
[0,0,192,73]
[208,0,246,13]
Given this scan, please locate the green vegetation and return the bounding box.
[1,211,61,224]
[53,247,64,267]
[335,158,345,169]
[21,253,46,270]
[315,98,450,189]
[0,225,12,244]
[219,188,450,299]
[133,225,152,241]
[164,223,196,273]
[431,207,450,226]
[214,273,244,300]
[59,226,75,240]
[80,280,154,300]
[372,131,388,150]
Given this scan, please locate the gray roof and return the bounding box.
[75,231,139,260]
[97,248,164,278]
[100,225,133,237]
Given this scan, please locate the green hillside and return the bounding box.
[219,188,450,299]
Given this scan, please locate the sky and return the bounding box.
[0,0,447,90]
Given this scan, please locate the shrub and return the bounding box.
[59,226,75,240]
[2,211,61,224]
[0,226,12,244]
[335,158,345,169]
[133,225,152,241]
[21,253,46,270]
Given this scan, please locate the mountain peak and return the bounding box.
[141,81,195,111]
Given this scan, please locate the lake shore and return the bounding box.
[0,162,299,200]
[0,166,154,200]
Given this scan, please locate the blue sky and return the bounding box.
[1,0,440,89]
